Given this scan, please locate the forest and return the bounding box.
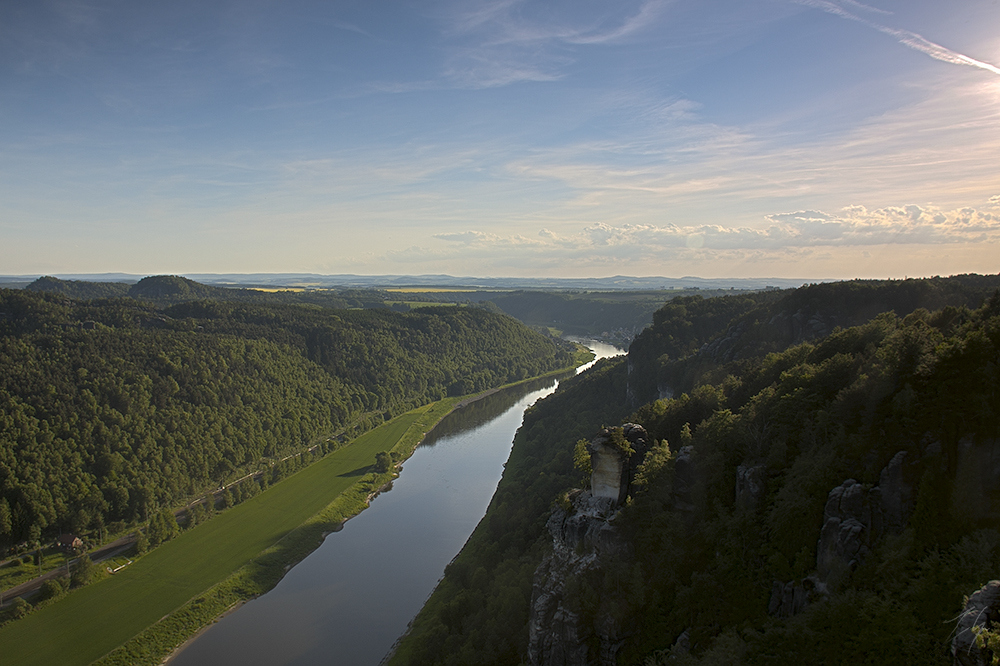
[0,277,575,547]
[23,275,728,346]
[391,274,1000,665]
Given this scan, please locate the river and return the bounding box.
[170,340,623,666]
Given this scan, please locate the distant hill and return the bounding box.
[24,276,131,299]
[7,272,811,292]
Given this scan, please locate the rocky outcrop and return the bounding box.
[767,575,827,618]
[953,581,1000,666]
[529,425,652,666]
[816,479,880,582]
[769,452,917,618]
[955,437,1000,525]
[587,424,651,505]
[528,491,627,666]
[765,309,838,346]
[816,451,918,584]
[879,451,914,531]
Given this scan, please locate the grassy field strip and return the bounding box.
[0,402,447,666]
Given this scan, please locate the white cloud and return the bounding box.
[796,0,1000,76]
[419,203,1000,269]
[437,0,667,88]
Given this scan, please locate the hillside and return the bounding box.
[0,285,574,547]
[391,273,1000,665]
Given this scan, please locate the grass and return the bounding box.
[0,548,71,592]
[0,361,585,666]
[0,401,454,666]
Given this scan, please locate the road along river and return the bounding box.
[170,341,623,666]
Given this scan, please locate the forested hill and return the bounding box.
[391,273,1000,666]
[23,274,390,309]
[0,286,574,546]
[627,274,1000,404]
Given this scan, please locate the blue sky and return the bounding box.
[2,0,998,279]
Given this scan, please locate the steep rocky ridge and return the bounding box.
[390,277,1000,666]
[528,425,651,666]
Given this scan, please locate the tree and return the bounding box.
[70,553,94,588]
[27,524,42,576]
[39,577,69,601]
[134,530,148,555]
[220,487,234,510]
[0,498,11,538]
[147,508,179,547]
[374,451,393,474]
[7,597,30,621]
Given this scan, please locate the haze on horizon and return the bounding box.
[2,0,998,281]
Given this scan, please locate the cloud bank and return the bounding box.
[426,203,1000,264]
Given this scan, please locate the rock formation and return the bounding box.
[528,425,651,666]
[816,451,917,584]
[527,491,627,666]
[586,424,651,505]
[769,450,917,619]
[953,581,1000,666]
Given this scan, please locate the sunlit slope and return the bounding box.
[0,407,430,666]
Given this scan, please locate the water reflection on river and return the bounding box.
[170,340,622,666]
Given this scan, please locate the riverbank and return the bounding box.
[154,367,593,666]
[0,357,590,666]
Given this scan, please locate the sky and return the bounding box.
[1,0,999,280]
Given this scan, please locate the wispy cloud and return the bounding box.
[797,0,1000,76]
[436,0,667,88]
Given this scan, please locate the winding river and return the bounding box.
[170,340,623,666]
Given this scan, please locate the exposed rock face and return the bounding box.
[816,451,918,584]
[953,581,1000,666]
[529,425,652,666]
[816,479,881,582]
[528,491,627,666]
[587,424,651,505]
[767,575,827,618]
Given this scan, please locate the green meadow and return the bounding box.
[0,399,455,666]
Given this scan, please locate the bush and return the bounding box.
[38,577,70,601]
[374,451,393,473]
[70,553,95,588]
[6,597,30,621]
[134,531,149,555]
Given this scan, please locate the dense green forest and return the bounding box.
[387,288,740,346]
[24,274,390,309]
[0,280,574,547]
[24,276,713,345]
[392,274,1000,665]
